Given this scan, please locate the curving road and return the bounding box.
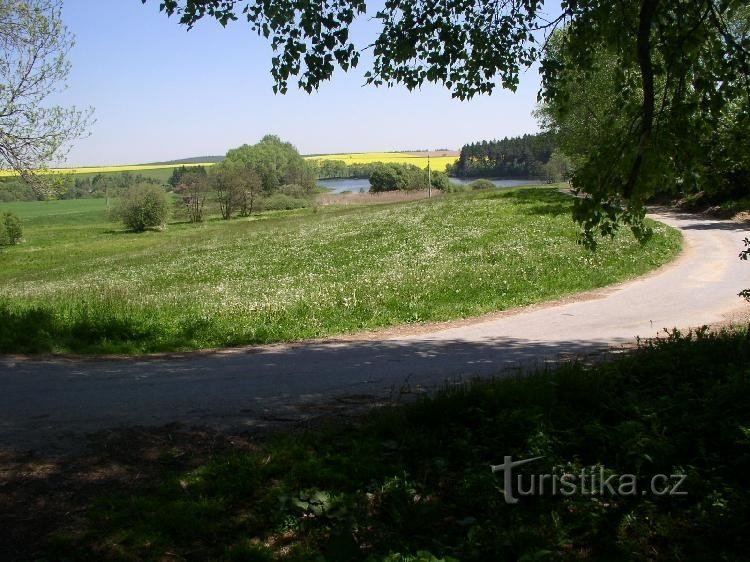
[1,210,748,451]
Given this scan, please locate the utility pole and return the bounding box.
[427,151,432,198]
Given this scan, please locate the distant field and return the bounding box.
[0,187,680,354]
[306,152,458,171]
[0,162,213,179]
[0,152,457,182]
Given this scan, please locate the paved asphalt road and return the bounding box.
[1,210,748,452]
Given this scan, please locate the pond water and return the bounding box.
[447,178,542,188]
[317,178,372,193]
[317,177,541,194]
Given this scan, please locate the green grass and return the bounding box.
[0,188,681,354]
[47,328,750,561]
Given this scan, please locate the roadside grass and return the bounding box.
[0,188,681,354]
[46,328,750,561]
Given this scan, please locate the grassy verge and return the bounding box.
[0,188,681,354]
[43,328,750,561]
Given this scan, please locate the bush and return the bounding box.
[278,183,312,199]
[430,171,451,190]
[261,193,310,211]
[370,165,409,192]
[440,182,468,193]
[116,184,169,232]
[468,179,497,190]
[0,212,23,245]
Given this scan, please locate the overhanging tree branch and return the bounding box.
[0,0,92,195]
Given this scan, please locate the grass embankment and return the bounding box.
[0,188,681,354]
[46,328,750,561]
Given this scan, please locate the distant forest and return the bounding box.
[448,133,555,179]
[145,156,225,165]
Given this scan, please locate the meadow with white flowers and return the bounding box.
[0,187,681,354]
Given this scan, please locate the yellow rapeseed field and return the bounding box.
[305,152,458,172]
[0,152,458,177]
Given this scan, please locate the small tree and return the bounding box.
[238,167,262,216]
[212,166,242,220]
[116,184,169,232]
[212,163,264,219]
[0,0,92,196]
[0,212,23,245]
[175,171,209,222]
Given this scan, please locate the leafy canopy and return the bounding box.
[223,134,315,193]
[145,0,750,240]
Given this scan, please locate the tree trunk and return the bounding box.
[624,0,658,200]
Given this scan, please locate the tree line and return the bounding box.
[368,163,449,192]
[310,159,415,181]
[447,134,559,180]
[0,172,163,203]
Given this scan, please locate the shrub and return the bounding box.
[261,193,310,211]
[441,182,468,193]
[0,212,23,245]
[370,165,409,192]
[369,163,447,192]
[468,179,496,190]
[279,183,312,199]
[430,171,450,190]
[116,184,169,232]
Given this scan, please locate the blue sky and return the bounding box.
[58,1,543,166]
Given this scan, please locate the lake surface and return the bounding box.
[447,178,541,188]
[317,177,541,193]
[317,178,372,193]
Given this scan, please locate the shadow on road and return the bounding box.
[0,335,631,454]
[649,208,750,232]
